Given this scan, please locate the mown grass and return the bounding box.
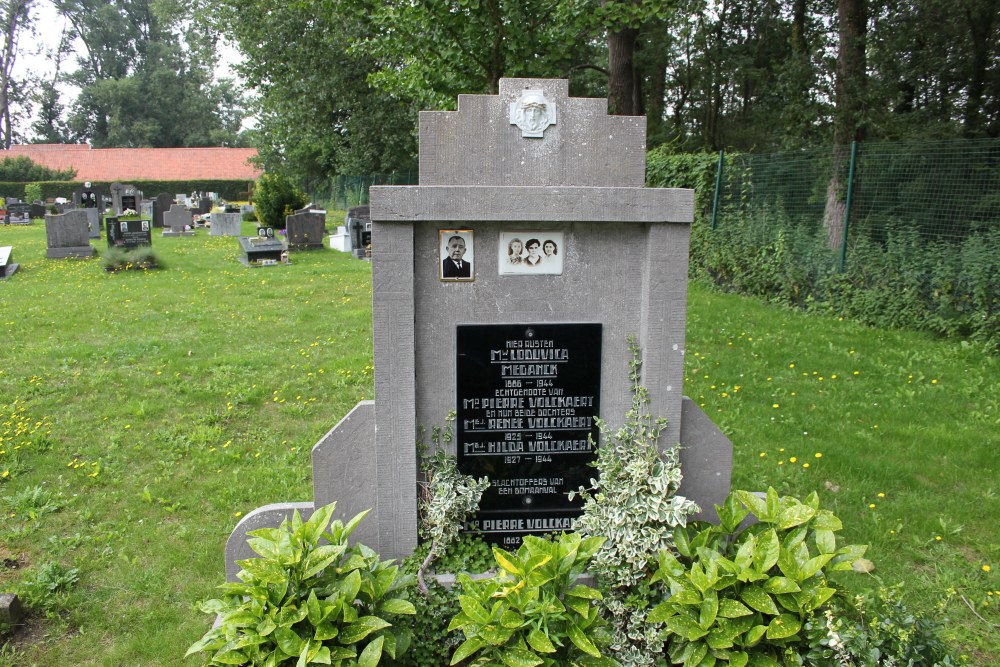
[0,221,997,665]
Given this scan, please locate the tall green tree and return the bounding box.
[54,0,245,147]
[0,0,32,148]
[207,0,420,185]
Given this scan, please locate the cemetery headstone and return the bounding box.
[110,182,141,215]
[345,205,371,258]
[238,227,288,266]
[29,202,47,219]
[285,209,325,249]
[140,200,154,221]
[45,210,95,258]
[154,193,173,228]
[210,211,242,237]
[83,208,101,239]
[106,217,152,249]
[162,204,194,237]
[73,183,106,210]
[199,197,213,215]
[5,203,31,225]
[0,245,19,280]
[225,78,732,577]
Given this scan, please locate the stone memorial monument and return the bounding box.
[210,212,242,237]
[285,209,325,249]
[106,217,152,249]
[5,203,31,225]
[225,78,732,578]
[162,204,194,237]
[154,193,173,228]
[45,210,95,258]
[110,182,141,215]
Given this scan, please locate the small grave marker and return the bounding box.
[210,211,242,237]
[45,210,95,258]
[286,209,325,249]
[0,245,19,279]
[162,204,194,237]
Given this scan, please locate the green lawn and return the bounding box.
[0,221,997,665]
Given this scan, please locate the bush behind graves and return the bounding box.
[254,173,307,230]
[187,502,415,667]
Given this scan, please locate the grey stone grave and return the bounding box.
[285,209,325,249]
[5,203,31,225]
[83,208,101,238]
[154,193,173,228]
[45,210,95,258]
[110,182,141,215]
[162,204,194,237]
[0,245,19,280]
[225,78,733,578]
[238,227,288,267]
[345,205,371,258]
[140,200,154,221]
[210,211,242,237]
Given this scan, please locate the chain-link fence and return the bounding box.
[308,172,418,211]
[680,138,1000,347]
[711,138,1000,269]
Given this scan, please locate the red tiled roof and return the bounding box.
[2,144,262,182]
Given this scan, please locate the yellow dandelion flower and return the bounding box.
[759,452,767,457]
[803,463,810,468]
[877,492,885,498]
[234,511,242,517]
[935,536,942,541]
[815,452,823,458]
[931,379,939,385]
[772,403,780,409]
[869,503,876,509]
[984,565,992,572]
[790,457,798,463]
[778,460,785,465]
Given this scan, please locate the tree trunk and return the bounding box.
[0,0,31,149]
[607,24,639,115]
[824,0,866,250]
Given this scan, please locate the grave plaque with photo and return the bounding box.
[457,323,601,547]
[107,217,152,248]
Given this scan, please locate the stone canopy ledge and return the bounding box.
[370,185,694,223]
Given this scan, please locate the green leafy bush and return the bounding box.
[0,156,76,182]
[187,503,415,667]
[800,586,967,666]
[23,182,42,205]
[649,488,867,667]
[254,173,307,230]
[447,533,619,667]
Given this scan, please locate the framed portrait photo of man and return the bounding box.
[439,230,475,282]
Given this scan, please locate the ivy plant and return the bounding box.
[447,533,621,667]
[415,413,489,596]
[649,489,868,667]
[569,338,699,667]
[187,502,416,667]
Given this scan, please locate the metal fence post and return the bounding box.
[710,150,724,230]
[839,141,858,272]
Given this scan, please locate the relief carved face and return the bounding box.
[510,90,557,138]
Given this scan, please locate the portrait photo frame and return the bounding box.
[498,231,564,275]
[439,229,475,282]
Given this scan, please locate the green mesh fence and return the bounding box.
[308,172,418,211]
[713,138,1000,269]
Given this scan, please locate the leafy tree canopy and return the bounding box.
[0,155,77,181]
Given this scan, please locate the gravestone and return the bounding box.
[106,217,152,249]
[45,210,95,258]
[5,203,31,225]
[29,202,47,219]
[0,246,19,280]
[140,200,154,221]
[285,210,325,249]
[199,196,213,215]
[225,78,732,578]
[346,205,371,258]
[162,204,194,237]
[73,183,107,210]
[110,182,141,215]
[154,193,173,228]
[238,227,288,266]
[210,211,242,237]
[83,208,101,238]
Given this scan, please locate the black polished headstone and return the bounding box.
[107,218,152,249]
[5,203,31,225]
[457,323,602,548]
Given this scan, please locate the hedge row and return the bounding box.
[0,180,254,201]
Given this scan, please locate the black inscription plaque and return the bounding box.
[457,323,601,548]
[107,218,152,249]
